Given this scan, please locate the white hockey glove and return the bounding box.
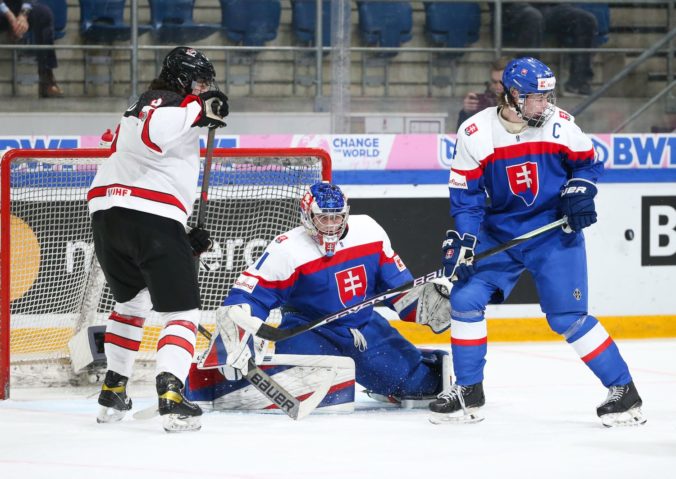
[393,278,452,334]
[215,304,260,380]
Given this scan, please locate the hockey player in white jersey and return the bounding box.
[193,182,453,406]
[430,57,645,427]
[88,46,228,432]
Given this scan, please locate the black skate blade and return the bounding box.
[428,408,484,425]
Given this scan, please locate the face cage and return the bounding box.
[516,91,556,128]
[301,206,349,257]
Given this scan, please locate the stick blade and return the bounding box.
[295,368,338,421]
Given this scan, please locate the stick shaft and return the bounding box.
[255,218,566,342]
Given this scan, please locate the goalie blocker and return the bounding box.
[186,354,357,413]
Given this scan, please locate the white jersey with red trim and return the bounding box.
[450,106,603,241]
[224,215,414,329]
[87,90,204,225]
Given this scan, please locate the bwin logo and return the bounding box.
[642,196,676,266]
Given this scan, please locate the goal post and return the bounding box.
[0,146,331,399]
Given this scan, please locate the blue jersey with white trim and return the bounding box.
[450,106,602,241]
[224,215,413,328]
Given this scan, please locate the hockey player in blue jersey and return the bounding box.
[429,57,646,427]
[206,182,452,403]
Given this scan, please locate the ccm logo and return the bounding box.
[642,196,676,266]
[249,372,296,412]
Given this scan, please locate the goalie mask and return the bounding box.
[502,57,556,128]
[300,182,349,257]
[159,46,216,95]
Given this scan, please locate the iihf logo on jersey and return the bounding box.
[506,162,539,206]
[335,265,368,307]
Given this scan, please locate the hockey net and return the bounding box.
[0,147,331,398]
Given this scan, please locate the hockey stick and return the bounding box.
[193,127,216,274]
[197,127,216,230]
[253,217,568,342]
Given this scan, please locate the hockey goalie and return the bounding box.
[185,181,453,414]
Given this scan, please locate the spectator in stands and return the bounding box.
[501,3,598,96]
[0,0,63,97]
[456,57,508,131]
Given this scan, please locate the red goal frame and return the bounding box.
[0,147,331,399]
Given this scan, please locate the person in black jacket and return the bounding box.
[0,0,63,97]
[501,3,598,96]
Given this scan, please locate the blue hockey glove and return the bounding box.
[442,230,477,282]
[560,179,598,232]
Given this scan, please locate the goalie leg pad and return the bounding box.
[187,354,356,413]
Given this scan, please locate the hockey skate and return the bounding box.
[96,371,132,423]
[156,372,203,433]
[428,382,485,424]
[597,381,646,427]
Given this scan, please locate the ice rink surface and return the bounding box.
[1,339,674,479]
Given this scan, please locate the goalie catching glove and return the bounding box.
[393,279,452,334]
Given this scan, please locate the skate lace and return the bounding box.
[603,385,625,404]
[436,384,467,410]
[350,328,368,352]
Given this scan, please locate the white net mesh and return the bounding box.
[1,148,328,387]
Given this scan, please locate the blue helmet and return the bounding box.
[300,182,350,257]
[502,57,556,127]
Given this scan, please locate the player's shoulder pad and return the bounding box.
[346,214,388,240]
[554,107,576,123]
[124,90,186,118]
[457,107,496,141]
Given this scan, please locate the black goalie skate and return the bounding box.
[596,380,646,427]
[156,372,202,433]
[97,370,132,424]
[428,382,485,424]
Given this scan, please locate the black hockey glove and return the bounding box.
[560,178,598,232]
[442,230,477,282]
[188,227,213,255]
[194,91,229,129]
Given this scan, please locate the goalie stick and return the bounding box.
[253,218,568,342]
[195,324,333,420]
[133,323,332,421]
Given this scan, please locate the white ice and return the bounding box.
[1,339,675,479]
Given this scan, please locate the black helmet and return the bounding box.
[159,46,216,94]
